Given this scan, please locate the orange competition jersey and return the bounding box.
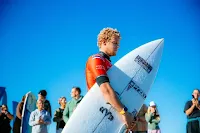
[85,51,112,90]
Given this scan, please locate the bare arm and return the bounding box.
[185,104,195,116]
[16,102,23,119]
[100,82,124,112]
[100,82,135,129]
[185,100,197,116]
[6,112,14,120]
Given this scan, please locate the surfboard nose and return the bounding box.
[150,38,164,53]
[155,38,164,45]
[157,38,164,50]
[142,38,164,52]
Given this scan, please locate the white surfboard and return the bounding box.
[62,38,164,133]
[21,91,37,133]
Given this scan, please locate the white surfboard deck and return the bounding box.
[21,91,37,133]
[62,38,164,133]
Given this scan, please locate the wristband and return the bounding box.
[119,107,128,115]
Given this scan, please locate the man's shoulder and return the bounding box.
[79,96,84,101]
[67,100,72,104]
[185,100,192,105]
[45,99,50,104]
[89,53,105,60]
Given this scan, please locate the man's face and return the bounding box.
[71,88,77,98]
[193,90,199,99]
[37,100,44,110]
[105,35,120,56]
[38,94,44,100]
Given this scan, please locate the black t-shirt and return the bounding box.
[53,108,65,129]
[0,111,12,131]
[184,100,200,119]
[44,100,52,117]
[58,108,65,128]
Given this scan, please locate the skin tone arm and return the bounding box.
[5,112,14,120]
[185,99,197,116]
[100,82,124,112]
[100,82,134,129]
[1,110,14,120]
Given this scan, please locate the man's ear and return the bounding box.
[101,39,107,46]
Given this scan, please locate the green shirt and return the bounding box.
[145,112,160,130]
[63,96,83,123]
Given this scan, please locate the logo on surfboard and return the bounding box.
[126,80,147,99]
[134,55,153,73]
[99,107,114,121]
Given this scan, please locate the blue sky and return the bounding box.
[0,0,200,133]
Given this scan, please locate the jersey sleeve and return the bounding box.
[90,56,110,86]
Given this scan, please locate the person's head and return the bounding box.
[97,27,121,56]
[58,96,67,106]
[38,90,47,100]
[1,104,8,111]
[71,86,81,98]
[148,101,157,113]
[192,89,199,99]
[36,99,44,110]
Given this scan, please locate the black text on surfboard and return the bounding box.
[134,55,153,73]
[126,80,147,99]
[99,107,114,121]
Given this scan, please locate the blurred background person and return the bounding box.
[184,89,200,133]
[29,99,51,133]
[63,86,83,124]
[53,96,67,133]
[38,89,52,117]
[0,104,14,133]
[132,104,148,133]
[145,101,161,133]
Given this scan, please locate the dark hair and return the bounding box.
[38,90,47,97]
[73,86,81,94]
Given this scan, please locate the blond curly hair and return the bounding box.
[97,27,121,47]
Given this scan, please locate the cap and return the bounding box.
[149,101,156,107]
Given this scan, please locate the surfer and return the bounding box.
[85,27,135,130]
[63,87,83,123]
[53,96,67,133]
[184,89,200,133]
